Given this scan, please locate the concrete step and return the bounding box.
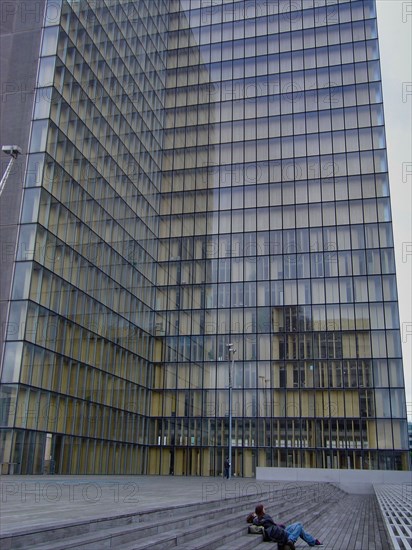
[118,491,389,550]
[216,535,267,550]
[10,486,283,550]
[38,501,265,550]
[115,485,344,550]
[190,485,345,550]
[2,482,344,550]
[170,524,250,550]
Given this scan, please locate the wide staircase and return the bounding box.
[1,482,389,550]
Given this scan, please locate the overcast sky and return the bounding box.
[376,1,412,420]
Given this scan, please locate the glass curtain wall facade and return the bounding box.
[151,0,408,476]
[1,0,169,474]
[0,0,409,475]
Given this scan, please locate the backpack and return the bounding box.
[248,525,265,535]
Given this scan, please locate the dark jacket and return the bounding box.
[253,514,289,545]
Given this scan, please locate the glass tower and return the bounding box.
[0,0,409,475]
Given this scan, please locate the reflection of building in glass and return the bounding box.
[0,0,409,475]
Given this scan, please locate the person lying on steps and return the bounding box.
[247,503,324,548]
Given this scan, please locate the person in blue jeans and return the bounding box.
[250,504,323,547]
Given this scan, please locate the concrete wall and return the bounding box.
[0,0,45,366]
[256,467,412,494]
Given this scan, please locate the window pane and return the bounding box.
[37,56,56,87]
[1,342,23,383]
[30,120,49,152]
[41,26,59,55]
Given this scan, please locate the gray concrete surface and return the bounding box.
[256,466,412,494]
[0,475,393,549]
[0,475,276,536]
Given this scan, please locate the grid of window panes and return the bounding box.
[153,0,408,476]
[0,0,409,477]
[0,0,170,474]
